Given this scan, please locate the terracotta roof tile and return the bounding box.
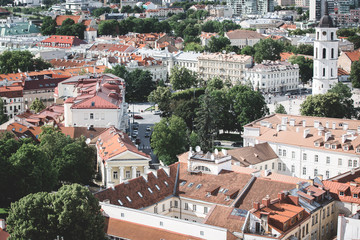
[344,50,360,62]
[55,15,81,26]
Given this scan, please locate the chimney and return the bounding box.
[253,201,260,210]
[0,219,4,230]
[303,129,310,138]
[318,130,322,136]
[277,124,281,132]
[342,134,347,143]
[278,192,285,202]
[326,122,329,128]
[281,117,288,125]
[332,122,336,130]
[343,123,348,130]
[262,197,271,207]
[314,120,320,128]
[325,131,331,142]
[302,120,306,127]
[289,119,295,126]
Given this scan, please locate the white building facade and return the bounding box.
[244,61,300,93]
[312,4,339,95]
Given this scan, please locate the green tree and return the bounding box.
[288,56,313,84]
[39,127,95,185]
[189,131,200,149]
[6,184,104,240]
[92,7,111,17]
[151,115,188,165]
[30,97,46,113]
[56,18,86,39]
[169,66,197,90]
[348,35,360,49]
[253,38,284,63]
[41,16,56,35]
[9,143,57,199]
[205,36,231,53]
[148,86,172,116]
[98,19,119,36]
[294,44,314,55]
[184,42,204,52]
[0,51,51,74]
[0,98,8,124]
[300,92,354,118]
[275,104,287,114]
[195,89,219,151]
[241,45,255,56]
[228,85,269,131]
[350,60,360,88]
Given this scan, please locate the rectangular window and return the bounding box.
[193,204,196,212]
[136,171,141,177]
[125,171,130,179]
[326,171,330,179]
[306,223,309,234]
[354,193,358,198]
[272,162,274,169]
[283,164,286,171]
[154,206,157,213]
[185,203,188,210]
[349,160,353,167]
[90,113,94,119]
[314,169,318,176]
[292,151,295,159]
[283,150,286,156]
[331,204,334,213]
[162,204,165,212]
[113,171,118,179]
[315,155,319,162]
[338,158,342,166]
[278,149,282,156]
[326,157,330,164]
[323,209,325,219]
[303,167,306,175]
[354,160,358,167]
[291,165,295,173]
[340,191,344,196]
[278,163,282,171]
[204,207,208,214]
[303,153,307,160]
[327,207,329,217]
[174,200,178,208]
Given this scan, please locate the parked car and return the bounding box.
[131,133,137,139]
[133,122,139,129]
[154,110,161,115]
[214,141,221,146]
[135,138,141,145]
[134,115,143,119]
[133,130,138,135]
[231,142,242,147]
[146,126,151,131]
[145,132,151,138]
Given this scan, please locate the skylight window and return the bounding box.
[155,184,160,190]
[137,192,143,198]
[180,181,187,186]
[196,184,202,189]
[126,196,132,202]
[223,189,229,194]
[188,183,194,188]
[118,200,123,205]
[164,181,169,187]
[148,187,153,193]
[219,188,224,193]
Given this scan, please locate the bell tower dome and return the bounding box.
[312,1,338,95]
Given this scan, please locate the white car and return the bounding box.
[154,110,161,115]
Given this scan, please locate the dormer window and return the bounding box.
[331,144,336,149]
[354,193,358,198]
[314,142,320,147]
[325,143,330,149]
[339,191,344,196]
[344,145,349,151]
[356,148,360,153]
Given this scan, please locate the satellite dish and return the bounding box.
[85,138,91,144]
[214,149,219,155]
[211,154,215,160]
[195,146,201,152]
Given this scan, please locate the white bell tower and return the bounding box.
[312,1,338,95]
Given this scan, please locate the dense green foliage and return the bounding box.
[30,97,46,113]
[121,5,144,13]
[6,184,104,240]
[253,38,284,63]
[98,20,120,36]
[275,104,287,114]
[0,51,51,74]
[0,99,8,125]
[288,56,313,84]
[56,18,86,39]
[169,66,198,90]
[336,28,360,49]
[350,61,360,88]
[92,7,112,17]
[41,16,57,35]
[105,65,156,102]
[300,83,354,118]
[151,115,188,165]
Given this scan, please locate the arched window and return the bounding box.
[323,68,326,77]
[194,166,211,172]
[331,68,333,77]
[331,32,334,40]
[323,48,326,59]
[331,48,334,58]
[317,32,319,40]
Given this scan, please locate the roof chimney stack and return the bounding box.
[278,192,285,202]
[253,201,260,210]
[262,196,271,207]
[302,120,306,127]
[332,122,336,130]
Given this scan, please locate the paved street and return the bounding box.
[128,103,161,167]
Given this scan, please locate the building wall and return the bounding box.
[100,202,229,240]
[70,108,122,129]
[2,96,23,119]
[337,53,352,73]
[337,215,360,240]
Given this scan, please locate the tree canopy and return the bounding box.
[169,66,198,90]
[150,115,188,165]
[275,104,287,114]
[300,83,354,118]
[350,60,360,88]
[0,51,51,74]
[56,18,86,39]
[288,56,313,84]
[30,98,46,113]
[6,184,104,240]
[253,38,284,63]
[98,20,119,36]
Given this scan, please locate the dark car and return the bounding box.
[145,132,151,138]
[146,126,151,131]
[231,142,242,147]
[135,138,141,145]
[214,141,221,146]
[134,115,143,119]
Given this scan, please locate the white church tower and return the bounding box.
[312,1,338,95]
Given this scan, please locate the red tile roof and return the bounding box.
[105,217,204,240]
[0,85,23,98]
[338,68,349,76]
[55,15,81,26]
[344,50,360,62]
[0,228,9,240]
[39,35,86,49]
